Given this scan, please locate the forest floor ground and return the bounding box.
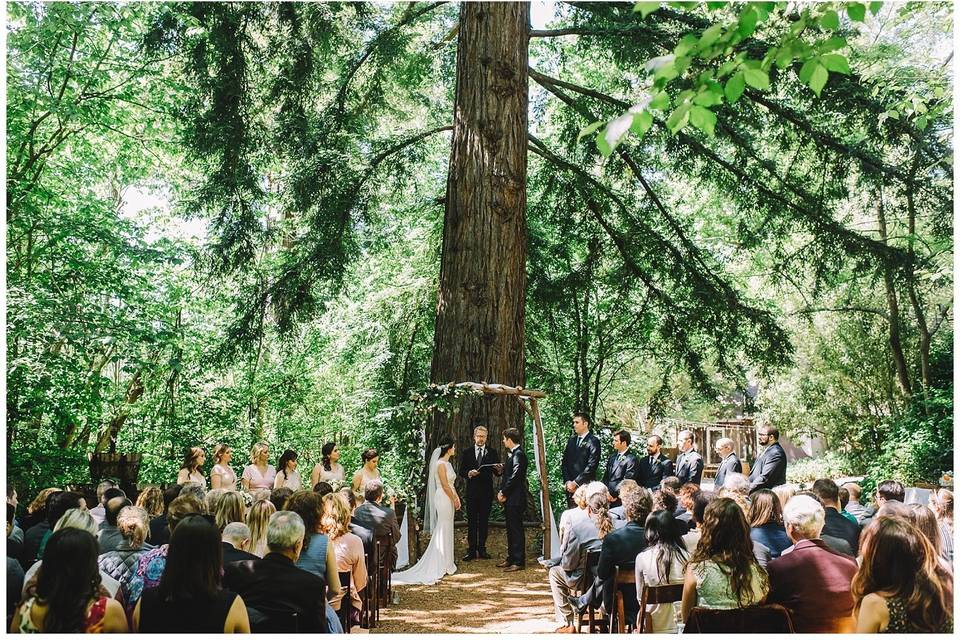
[375,526,558,633]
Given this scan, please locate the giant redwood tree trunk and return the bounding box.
[428,3,530,463]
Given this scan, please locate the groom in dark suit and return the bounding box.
[561,412,601,507]
[497,427,527,572]
[459,424,500,561]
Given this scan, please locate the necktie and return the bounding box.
[477,447,483,462]
[649,455,655,466]
[577,437,583,447]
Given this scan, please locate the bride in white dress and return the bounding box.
[392,436,460,585]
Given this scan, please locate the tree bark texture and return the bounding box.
[428,2,530,462]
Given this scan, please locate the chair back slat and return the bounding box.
[637,582,685,633]
[337,570,352,633]
[684,604,795,633]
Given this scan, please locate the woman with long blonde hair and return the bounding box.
[241,442,276,492]
[245,499,276,558]
[214,492,246,532]
[135,486,164,519]
[321,493,367,617]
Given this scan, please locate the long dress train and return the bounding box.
[391,460,456,585]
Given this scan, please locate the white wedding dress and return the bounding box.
[392,454,457,585]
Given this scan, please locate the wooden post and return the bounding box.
[530,397,552,559]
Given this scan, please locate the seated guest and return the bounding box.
[659,476,683,496]
[246,499,277,558]
[772,483,798,513]
[214,491,246,532]
[793,491,854,556]
[570,484,653,620]
[10,529,128,632]
[33,491,86,563]
[149,484,182,547]
[88,480,117,527]
[841,482,868,523]
[133,515,249,632]
[135,486,164,521]
[766,495,858,632]
[284,491,343,596]
[635,508,689,633]
[680,497,769,621]
[269,487,294,511]
[7,505,24,562]
[322,493,368,618]
[178,482,205,505]
[340,488,373,552]
[204,489,226,517]
[351,480,401,569]
[853,516,953,633]
[98,496,132,554]
[120,495,204,617]
[675,483,699,533]
[652,489,678,515]
[222,522,259,565]
[560,485,590,536]
[682,491,713,554]
[7,554,23,629]
[812,479,860,554]
[860,479,905,529]
[20,488,60,533]
[313,482,334,496]
[929,488,954,562]
[223,511,329,632]
[718,473,751,513]
[21,491,71,569]
[748,489,792,559]
[21,509,120,600]
[98,506,152,587]
[907,503,952,566]
[838,486,858,525]
[549,482,610,633]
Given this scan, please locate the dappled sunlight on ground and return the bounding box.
[376,529,557,633]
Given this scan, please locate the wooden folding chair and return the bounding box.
[608,565,638,633]
[684,603,795,633]
[636,582,684,633]
[574,548,608,634]
[337,570,352,633]
[361,550,377,629]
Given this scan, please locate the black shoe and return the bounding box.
[462,552,476,561]
[566,594,587,616]
[477,551,492,559]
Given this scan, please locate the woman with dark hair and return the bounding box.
[311,442,345,487]
[680,497,768,622]
[285,491,344,633]
[133,515,249,632]
[176,447,207,488]
[274,449,302,491]
[636,510,689,632]
[351,448,383,495]
[748,489,792,559]
[853,516,953,633]
[10,529,128,633]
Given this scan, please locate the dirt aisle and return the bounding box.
[375,527,559,633]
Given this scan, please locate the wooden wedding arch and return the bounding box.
[451,382,556,558]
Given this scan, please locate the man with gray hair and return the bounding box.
[765,495,858,632]
[712,437,742,488]
[178,482,206,506]
[222,521,258,565]
[224,511,328,632]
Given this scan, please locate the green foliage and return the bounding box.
[786,452,858,486]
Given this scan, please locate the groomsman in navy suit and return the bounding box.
[602,430,639,506]
[459,424,500,560]
[561,412,601,507]
[748,426,787,493]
